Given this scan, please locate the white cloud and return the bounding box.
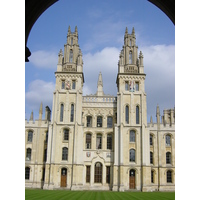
[25,80,55,117]
[29,50,57,69]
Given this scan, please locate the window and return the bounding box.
[69,50,73,63]
[107,116,113,128]
[167,170,172,183]
[86,134,91,149]
[150,152,153,164]
[106,166,110,184]
[94,162,102,183]
[129,39,132,46]
[130,130,135,142]
[97,116,102,127]
[61,80,65,89]
[86,166,90,183]
[27,131,33,142]
[96,134,102,149]
[87,116,92,127]
[130,149,135,162]
[42,168,45,181]
[136,106,139,124]
[166,135,171,146]
[135,82,139,91]
[125,105,129,124]
[44,149,47,162]
[63,129,69,141]
[60,104,64,122]
[62,147,68,160]
[166,152,171,164]
[125,81,129,91]
[150,134,153,146]
[107,134,112,150]
[71,38,73,45]
[26,148,31,161]
[72,80,76,89]
[25,167,30,180]
[151,170,154,183]
[129,51,132,64]
[70,104,74,122]
[45,131,48,143]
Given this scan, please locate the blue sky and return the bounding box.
[25,0,175,122]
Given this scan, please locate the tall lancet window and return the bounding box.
[136,106,139,124]
[60,104,64,122]
[70,104,74,122]
[129,51,132,64]
[125,105,129,124]
[69,50,73,63]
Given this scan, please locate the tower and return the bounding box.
[114,27,147,191]
[44,26,84,190]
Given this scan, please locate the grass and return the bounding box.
[25,189,175,200]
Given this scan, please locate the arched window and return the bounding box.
[150,134,153,146]
[94,162,102,183]
[107,116,113,128]
[166,135,171,146]
[45,131,48,143]
[129,51,132,64]
[150,152,153,164]
[60,104,64,122]
[125,105,129,124]
[130,130,135,142]
[27,131,33,142]
[63,129,69,141]
[97,116,102,127]
[26,148,32,161]
[70,104,74,122]
[136,106,139,124]
[151,170,154,183]
[107,134,112,150]
[96,134,102,149]
[62,147,68,160]
[166,152,171,164]
[86,133,91,149]
[130,149,135,162]
[87,116,92,127]
[69,50,73,63]
[167,170,172,183]
[25,167,30,180]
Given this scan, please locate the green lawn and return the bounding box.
[25,189,175,200]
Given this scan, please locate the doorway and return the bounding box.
[129,169,135,189]
[61,168,67,187]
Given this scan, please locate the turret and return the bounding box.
[139,51,144,73]
[39,102,43,120]
[156,104,160,124]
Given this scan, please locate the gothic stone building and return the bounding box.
[25,26,175,191]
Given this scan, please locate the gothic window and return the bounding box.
[96,134,102,149]
[86,166,90,183]
[135,82,139,91]
[150,152,153,164]
[151,170,154,183]
[130,130,135,142]
[45,131,48,143]
[129,39,132,46]
[150,134,153,146]
[167,170,172,183]
[27,131,33,142]
[70,104,74,122]
[97,116,102,127]
[26,148,31,161]
[107,134,112,150]
[166,135,171,146]
[25,167,30,180]
[125,81,129,91]
[136,106,139,124]
[61,80,65,89]
[69,50,73,63]
[107,116,113,128]
[44,148,47,162]
[60,104,64,122]
[86,133,91,149]
[125,105,129,124]
[72,80,76,89]
[106,166,110,184]
[63,129,69,141]
[62,147,68,160]
[130,149,135,162]
[42,168,45,181]
[166,152,171,164]
[94,162,102,183]
[129,51,132,64]
[87,116,92,127]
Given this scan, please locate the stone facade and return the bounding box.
[25,26,175,191]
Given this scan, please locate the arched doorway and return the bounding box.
[61,168,67,187]
[129,169,135,189]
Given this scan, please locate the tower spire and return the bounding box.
[96,72,104,96]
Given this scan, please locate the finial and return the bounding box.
[150,116,153,124]
[68,26,71,33]
[132,27,135,35]
[156,104,160,115]
[139,51,143,58]
[30,111,34,121]
[125,27,128,34]
[75,26,78,33]
[39,102,43,114]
